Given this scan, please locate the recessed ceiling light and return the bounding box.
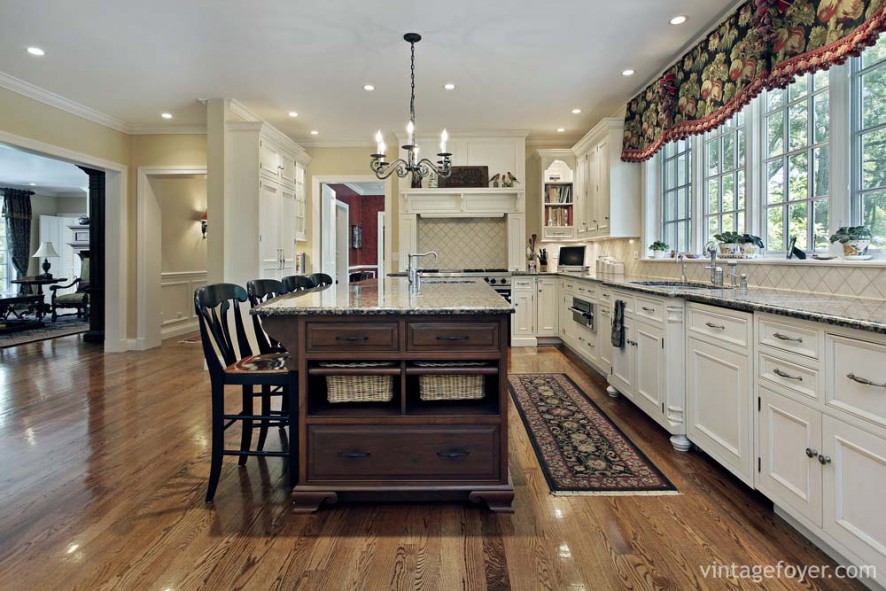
[622,69,635,77]
[310,130,319,135]
[571,108,582,114]
[670,15,688,25]
[363,84,375,91]
[443,83,456,91]
[288,111,299,118]
[557,128,566,133]
[161,112,173,119]
[26,47,45,56]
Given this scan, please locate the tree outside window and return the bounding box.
[704,111,747,244]
[763,72,830,252]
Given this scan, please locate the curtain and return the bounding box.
[2,188,34,279]
[622,0,886,162]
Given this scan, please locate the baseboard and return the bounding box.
[161,321,198,341]
[511,336,538,347]
[774,506,883,591]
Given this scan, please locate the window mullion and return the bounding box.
[831,63,851,231]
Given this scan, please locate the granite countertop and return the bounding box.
[253,277,514,316]
[516,271,886,334]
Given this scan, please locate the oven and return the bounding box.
[570,297,595,332]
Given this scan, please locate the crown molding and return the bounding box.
[128,125,207,135]
[228,99,261,122]
[526,135,580,148]
[0,71,129,133]
[299,139,375,148]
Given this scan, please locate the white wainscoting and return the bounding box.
[160,270,207,339]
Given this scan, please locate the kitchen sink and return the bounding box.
[629,280,734,290]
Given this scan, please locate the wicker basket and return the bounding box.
[415,362,487,401]
[319,362,395,404]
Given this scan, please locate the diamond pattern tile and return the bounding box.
[417,219,507,270]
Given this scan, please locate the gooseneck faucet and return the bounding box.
[704,241,724,287]
[407,251,438,288]
[677,254,688,283]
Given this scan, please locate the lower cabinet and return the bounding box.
[610,318,635,400]
[511,285,535,342]
[633,320,665,420]
[536,278,559,337]
[597,297,612,374]
[757,386,823,526]
[686,335,754,485]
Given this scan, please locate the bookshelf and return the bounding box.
[535,150,576,241]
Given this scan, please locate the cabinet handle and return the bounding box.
[773,368,803,382]
[625,339,638,347]
[705,322,726,330]
[773,332,803,343]
[847,373,886,388]
[805,447,819,458]
[436,335,469,342]
[337,450,370,459]
[436,449,470,459]
[335,335,369,342]
[818,455,832,465]
[641,306,655,312]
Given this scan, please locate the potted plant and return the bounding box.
[713,231,742,256]
[648,241,670,259]
[829,226,872,258]
[740,234,764,258]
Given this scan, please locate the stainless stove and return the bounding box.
[420,268,511,302]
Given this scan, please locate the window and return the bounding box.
[661,138,692,253]
[852,34,886,249]
[763,73,830,252]
[0,211,7,291]
[704,111,747,243]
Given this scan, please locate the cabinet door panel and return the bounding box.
[597,305,612,374]
[536,278,558,337]
[822,416,886,579]
[259,181,281,279]
[634,320,664,419]
[610,320,634,397]
[758,387,823,526]
[259,141,280,179]
[686,336,753,484]
[279,186,297,276]
[512,289,535,337]
[595,139,610,235]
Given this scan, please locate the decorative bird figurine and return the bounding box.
[489,173,501,188]
[502,172,519,188]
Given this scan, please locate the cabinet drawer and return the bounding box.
[687,304,750,350]
[597,290,614,308]
[826,334,886,428]
[759,352,820,401]
[635,297,664,324]
[512,278,534,290]
[574,283,596,299]
[308,425,500,481]
[407,321,499,351]
[543,226,574,240]
[759,316,820,360]
[610,292,635,315]
[306,322,398,352]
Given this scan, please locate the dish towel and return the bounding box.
[611,299,626,349]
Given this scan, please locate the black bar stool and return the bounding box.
[282,274,315,292]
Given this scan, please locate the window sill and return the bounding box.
[639,256,886,268]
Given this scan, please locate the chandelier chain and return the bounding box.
[409,40,416,128]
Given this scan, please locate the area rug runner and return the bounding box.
[0,317,89,349]
[509,373,677,496]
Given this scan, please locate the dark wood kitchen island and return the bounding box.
[255,277,515,513]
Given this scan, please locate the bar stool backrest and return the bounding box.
[282,274,315,292]
[194,283,257,375]
[246,279,288,353]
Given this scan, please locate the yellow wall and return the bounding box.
[0,87,129,164]
[150,175,208,274]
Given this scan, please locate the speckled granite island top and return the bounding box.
[253,277,514,316]
[517,271,886,334]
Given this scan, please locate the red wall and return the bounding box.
[329,185,384,267]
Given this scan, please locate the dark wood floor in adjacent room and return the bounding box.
[0,336,864,590]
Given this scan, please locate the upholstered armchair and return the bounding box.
[50,252,90,321]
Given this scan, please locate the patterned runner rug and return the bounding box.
[509,373,677,496]
[0,316,89,349]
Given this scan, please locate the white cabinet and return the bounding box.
[634,320,665,420]
[511,278,536,345]
[757,386,823,526]
[597,297,612,374]
[536,277,559,337]
[228,121,311,285]
[534,150,576,242]
[610,319,635,400]
[821,416,886,580]
[571,118,640,239]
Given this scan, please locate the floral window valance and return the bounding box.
[622,0,886,162]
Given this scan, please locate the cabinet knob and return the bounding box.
[818,455,831,465]
[805,447,819,458]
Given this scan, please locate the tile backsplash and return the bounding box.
[549,239,886,302]
[418,218,508,270]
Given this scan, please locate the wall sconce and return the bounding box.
[201,210,208,239]
[352,224,362,249]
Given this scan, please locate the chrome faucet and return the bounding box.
[407,251,438,288]
[704,241,724,287]
[677,254,688,283]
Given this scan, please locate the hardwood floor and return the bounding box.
[0,336,865,590]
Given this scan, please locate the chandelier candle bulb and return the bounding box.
[440,129,448,154]
[407,120,415,146]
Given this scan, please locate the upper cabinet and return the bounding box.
[534,150,576,242]
[573,118,641,240]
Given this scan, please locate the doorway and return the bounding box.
[322,182,387,283]
[136,167,208,350]
[335,200,349,284]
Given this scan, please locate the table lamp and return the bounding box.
[32,241,59,278]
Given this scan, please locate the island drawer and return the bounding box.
[407,321,500,352]
[307,425,500,481]
[306,322,399,352]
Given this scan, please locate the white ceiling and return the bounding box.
[0,144,87,195]
[0,0,738,144]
